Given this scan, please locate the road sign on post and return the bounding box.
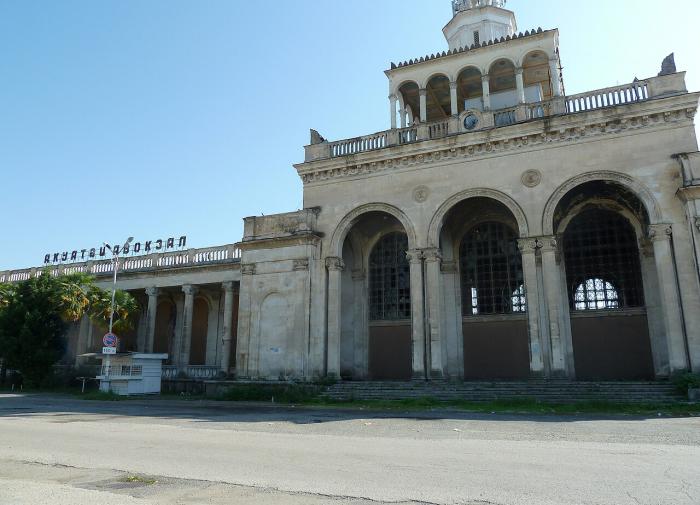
[103,333,118,348]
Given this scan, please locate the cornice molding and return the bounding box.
[236,233,322,252]
[297,100,697,186]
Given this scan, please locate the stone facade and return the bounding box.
[3,2,700,381]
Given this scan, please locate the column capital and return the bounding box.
[419,88,428,97]
[538,236,559,253]
[241,263,256,276]
[449,81,458,90]
[406,249,424,264]
[389,93,398,101]
[422,247,442,263]
[222,281,236,292]
[481,74,490,82]
[145,286,159,297]
[515,67,524,75]
[325,256,345,271]
[182,284,198,296]
[648,224,673,242]
[517,238,540,254]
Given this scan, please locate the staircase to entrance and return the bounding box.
[322,380,684,403]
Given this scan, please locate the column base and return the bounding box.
[411,372,427,381]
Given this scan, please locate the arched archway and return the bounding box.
[334,210,415,380]
[457,66,483,113]
[438,197,531,379]
[552,181,656,380]
[522,50,552,101]
[425,74,451,122]
[398,81,420,125]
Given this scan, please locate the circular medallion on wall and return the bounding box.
[413,186,430,203]
[521,169,542,188]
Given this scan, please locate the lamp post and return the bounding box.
[102,237,133,378]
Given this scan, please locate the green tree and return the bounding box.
[0,274,68,387]
[88,287,138,335]
[0,272,138,387]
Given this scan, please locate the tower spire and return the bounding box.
[452,0,507,16]
[445,0,516,51]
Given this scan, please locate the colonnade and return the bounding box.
[390,57,563,128]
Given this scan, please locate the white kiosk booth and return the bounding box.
[84,353,168,396]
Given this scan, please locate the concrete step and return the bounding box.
[321,381,684,403]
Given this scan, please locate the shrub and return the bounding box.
[672,372,700,394]
[218,383,322,403]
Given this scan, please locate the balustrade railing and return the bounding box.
[428,120,449,139]
[160,365,220,380]
[161,366,179,379]
[398,126,418,144]
[566,81,649,113]
[330,132,388,157]
[1,245,242,283]
[494,108,518,127]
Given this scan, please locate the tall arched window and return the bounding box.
[563,210,644,311]
[460,222,525,316]
[369,232,411,321]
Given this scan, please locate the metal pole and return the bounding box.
[104,254,119,379]
[108,254,119,335]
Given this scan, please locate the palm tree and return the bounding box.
[88,287,139,335]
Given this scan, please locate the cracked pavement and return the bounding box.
[0,394,698,505]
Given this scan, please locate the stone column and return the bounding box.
[539,236,567,376]
[449,81,459,116]
[220,281,236,374]
[549,58,563,97]
[406,249,426,379]
[423,248,444,378]
[518,239,546,376]
[648,225,689,372]
[389,94,398,129]
[180,285,198,371]
[326,257,344,378]
[481,75,491,110]
[419,88,428,123]
[236,264,255,378]
[144,287,159,353]
[399,108,407,128]
[515,67,526,104]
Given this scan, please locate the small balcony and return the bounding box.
[304,73,687,163]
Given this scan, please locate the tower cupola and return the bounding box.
[444,0,517,51]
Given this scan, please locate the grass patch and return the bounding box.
[121,475,157,485]
[78,390,125,401]
[318,397,700,416]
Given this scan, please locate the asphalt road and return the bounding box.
[0,394,698,505]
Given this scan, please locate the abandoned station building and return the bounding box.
[3,0,700,382]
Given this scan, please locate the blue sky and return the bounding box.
[1,0,699,271]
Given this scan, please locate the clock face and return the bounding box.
[464,114,479,131]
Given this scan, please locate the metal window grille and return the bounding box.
[460,222,526,316]
[563,210,644,311]
[369,232,411,321]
